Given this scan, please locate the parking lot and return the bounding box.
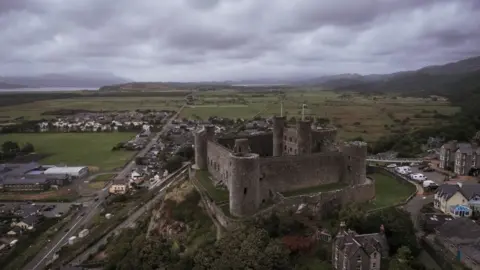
[410,166,446,185]
[0,202,72,218]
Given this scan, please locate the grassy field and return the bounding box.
[1,90,459,141]
[367,172,416,209]
[194,170,229,203]
[0,133,137,171]
[88,173,116,189]
[281,182,348,197]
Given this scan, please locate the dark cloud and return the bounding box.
[0,0,479,81]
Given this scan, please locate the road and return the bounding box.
[69,168,189,267]
[113,105,185,182]
[24,105,186,270]
[23,189,108,270]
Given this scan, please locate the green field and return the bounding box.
[281,182,348,197]
[194,170,229,203]
[367,172,416,209]
[1,90,459,141]
[0,133,137,171]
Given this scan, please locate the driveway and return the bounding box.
[410,167,446,185]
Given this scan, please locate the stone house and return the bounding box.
[332,222,388,270]
[434,183,480,218]
[434,218,480,270]
[439,141,480,175]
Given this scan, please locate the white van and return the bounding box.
[395,166,412,175]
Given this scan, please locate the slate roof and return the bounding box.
[436,218,480,242]
[436,183,480,201]
[335,230,388,258]
[436,218,480,264]
[456,143,474,154]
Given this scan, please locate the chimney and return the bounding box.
[338,221,346,235]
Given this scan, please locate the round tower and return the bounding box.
[341,141,367,185]
[229,152,260,217]
[272,116,286,156]
[296,120,312,155]
[205,125,215,140]
[193,128,208,170]
[234,138,250,154]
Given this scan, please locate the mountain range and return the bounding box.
[0,72,130,89]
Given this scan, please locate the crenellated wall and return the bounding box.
[207,141,234,187]
[259,152,345,195]
[217,133,273,157]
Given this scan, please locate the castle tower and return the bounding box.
[272,116,286,156]
[205,125,215,140]
[234,138,250,154]
[229,152,260,217]
[296,120,312,155]
[193,127,208,170]
[341,141,367,185]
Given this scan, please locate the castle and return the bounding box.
[193,116,369,218]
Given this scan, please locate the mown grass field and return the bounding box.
[1,90,459,141]
[0,133,137,171]
[367,172,416,209]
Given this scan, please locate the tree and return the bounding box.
[163,155,184,173]
[193,226,292,270]
[1,141,19,154]
[21,142,34,154]
[389,246,415,270]
[176,145,195,160]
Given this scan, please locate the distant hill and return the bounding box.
[0,72,129,89]
[0,80,26,89]
[328,55,480,95]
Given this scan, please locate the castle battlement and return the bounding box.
[193,118,368,218]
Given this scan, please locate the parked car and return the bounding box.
[410,173,428,182]
[423,167,434,172]
[387,164,397,168]
[395,166,412,175]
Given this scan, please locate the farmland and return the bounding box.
[1,89,459,141]
[0,133,137,171]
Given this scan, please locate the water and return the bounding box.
[0,87,98,92]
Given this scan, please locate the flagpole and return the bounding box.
[302,104,305,121]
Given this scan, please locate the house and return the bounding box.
[434,218,480,270]
[434,183,480,217]
[109,179,129,195]
[13,215,40,230]
[332,222,388,270]
[7,226,23,236]
[419,213,454,233]
[439,141,480,175]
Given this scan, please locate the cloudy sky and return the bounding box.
[1,0,480,82]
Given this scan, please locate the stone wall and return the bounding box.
[259,152,345,194]
[207,141,233,186]
[217,133,273,157]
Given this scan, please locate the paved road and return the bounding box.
[23,189,109,270]
[69,168,189,267]
[24,106,186,270]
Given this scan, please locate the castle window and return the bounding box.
[284,145,287,150]
[348,165,352,172]
[262,199,265,203]
[289,137,292,142]
[244,188,247,195]
[348,156,351,160]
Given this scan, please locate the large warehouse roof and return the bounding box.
[44,166,88,175]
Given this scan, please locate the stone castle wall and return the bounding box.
[206,140,233,187]
[217,133,273,157]
[259,152,345,194]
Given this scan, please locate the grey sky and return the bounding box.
[0,0,479,81]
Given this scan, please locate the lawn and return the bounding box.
[88,173,116,189]
[194,170,229,203]
[0,133,137,171]
[281,182,348,197]
[367,171,416,209]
